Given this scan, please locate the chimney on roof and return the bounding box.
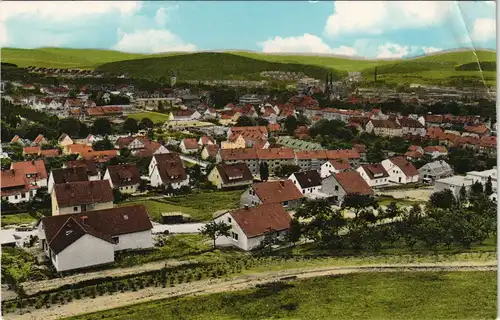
[81,216,88,224]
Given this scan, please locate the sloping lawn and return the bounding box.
[1,212,38,227]
[121,190,242,221]
[65,271,496,320]
[128,111,170,123]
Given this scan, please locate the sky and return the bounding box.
[0,1,496,58]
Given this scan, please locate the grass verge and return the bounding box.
[64,271,497,320]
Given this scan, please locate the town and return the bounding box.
[0,54,497,318]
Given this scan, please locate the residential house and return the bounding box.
[51,180,114,216]
[320,159,351,178]
[295,150,327,172]
[466,168,497,193]
[198,136,215,148]
[240,180,303,209]
[103,164,141,194]
[65,160,101,180]
[221,134,247,150]
[227,126,268,141]
[10,135,24,145]
[218,148,259,175]
[80,150,118,163]
[326,149,361,167]
[40,149,60,158]
[180,138,199,154]
[398,117,426,137]
[208,163,254,189]
[365,120,403,137]
[47,167,89,194]
[434,175,474,198]
[289,170,322,195]
[11,160,48,187]
[356,164,390,188]
[321,170,374,206]
[464,124,490,138]
[203,108,217,120]
[38,205,153,272]
[201,144,219,160]
[352,144,367,161]
[169,109,202,121]
[149,153,189,189]
[64,143,93,156]
[419,160,453,183]
[381,157,420,184]
[58,133,74,147]
[23,146,41,158]
[423,146,448,159]
[214,203,291,251]
[257,148,295,174]
[1,169,38,204]
[116,136,169,157]
[33,134,48,146]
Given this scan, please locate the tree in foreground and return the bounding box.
[200,220,232,249]
[259,162,269,182]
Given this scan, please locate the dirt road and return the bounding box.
[6,260,496,320]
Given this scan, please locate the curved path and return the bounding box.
[5,260,496,320]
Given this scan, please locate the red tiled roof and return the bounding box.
[106,164,141,187]
[408,145,422,152]
[80,150,118,162]
[11,160,48,179]
[216,163,253,185]
[66,160,99,176]
[328,160,351,170]
[370,119,401,129]
[54,180,114,207]
[11,135,21,143]
[66,144,93,155]
[204,144,219,157]
[267,123,281,132]
[23,147,41,155]
[1,169,30,196]
[221,148,258,161]
[464,124,489,135]
[199,136,214,146]
[154,153,188,184]
[352,144,366,153]
[41,205,152,254]
[326,149,360,160]
[33,134,45,144]
[182,138,199,150]
[51,167,89,185]
[390,157,419,177]
[334,171,374,195]
[230,203,291,238]
[257,148,294,160]
[360,164,389,180]
[252,180,303,204]
[40,149,60,158]
[404,151,423,159]
[423,146,447,153]
[295,150,327,160]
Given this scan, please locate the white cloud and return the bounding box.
[155,8,168,26]
[0,1,141,22]
[0,22,8,47]
[376,43,410,58]
[258,33,357,56]
[422,47,442,54]
[113,29,196,53]
[324,1,453,36]
[470,18,496,42]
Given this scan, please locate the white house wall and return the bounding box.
[113,230,153,251]
[54,234,115,272]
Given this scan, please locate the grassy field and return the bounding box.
[65,271,496,320]
[1,212,38,227]
[95,52,335,80]
[127,111,170,123]
[2,47,495,84]
[120,190,242,221]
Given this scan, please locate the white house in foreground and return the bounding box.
[214,203,291,251]
[149,153,190,189]
[381,157,419,184]
[38,205,153,272]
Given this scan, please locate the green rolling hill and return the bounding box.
[1,47,496,85]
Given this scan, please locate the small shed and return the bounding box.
[161,212,191,225]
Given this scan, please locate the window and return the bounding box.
[112,236,119,244]
[73,206,79,212]
[21,193,26,198]
[232,232,238,240]
[334,186,339,191]
[14,195,18,200]
[228,217,232,223]
[283,201,289,206]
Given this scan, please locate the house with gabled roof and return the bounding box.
[51,180,114,216]
[180,138,199,154]
[58,133,73,147]
[419,160,453,183]
[149,153,189,189]
[103,164,141,194]
[356,163,390,188]
[33,134,48,146]
[65,160,101,180]
[240,180,303,209]
[381,157,420,184]
[320,159,351,178]
[48,167,89,194]
[201,144,219,160]
[208,163,254,190]
[289,170,322,195]
[213,203,291,251]
[38,205,153,272]
[218,148,259,174]
[1,169,38,204]
[11,160,48,187]
[423,145,448,159]
[321,170,374,206]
